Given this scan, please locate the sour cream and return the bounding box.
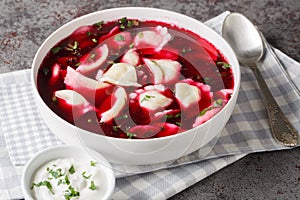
[31,158,108,200]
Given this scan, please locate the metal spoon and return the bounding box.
[222,12,299,146]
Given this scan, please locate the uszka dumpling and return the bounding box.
[134,26,171,52]
[143,58,181,84]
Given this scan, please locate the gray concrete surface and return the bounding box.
[0,0,299,199]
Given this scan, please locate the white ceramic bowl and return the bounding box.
[31,7,240,165]
[21,145,115,200]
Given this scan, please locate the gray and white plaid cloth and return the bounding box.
[0,11,299,200]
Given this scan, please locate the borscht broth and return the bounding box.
[37,17,234,139]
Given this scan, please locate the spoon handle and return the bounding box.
[249,63,299,146]
[259,31,300,98]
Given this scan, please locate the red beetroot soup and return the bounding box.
[37,17,234,139]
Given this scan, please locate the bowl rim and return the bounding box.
[31,7,241,142]
[21,144,116,199]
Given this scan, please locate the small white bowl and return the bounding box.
[21,145,115,200]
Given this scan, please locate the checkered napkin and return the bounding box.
[0,11,300,200]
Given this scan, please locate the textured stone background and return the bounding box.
[1,0,299,199]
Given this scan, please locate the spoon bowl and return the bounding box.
[222,13,264,64]
[222,12,299,146]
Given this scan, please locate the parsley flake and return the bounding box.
[126,132,136,139]
[90,161,97,167]
[42,67,50,76]
[113,125,121,131]
[31,180,54,194]
[93,21,104,29]
[119,17,127,24]
[138,32,144,38]
[82,171,92,179]
[217,61,231,69]
[86,31,92,36]
[114,34,125,41]
[129,43,134,48]
[51,46,61,54]
[65,175,70,185]
[119,24,126,30]
[64,185,80,200]
[89,181,97,190]
[140,95,155,103]
[214,99,223,106]
[48,167,64,179]
[68,165,75,175]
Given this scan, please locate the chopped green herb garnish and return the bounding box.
[199,107,211,116]
[129,43,134,48]
[48,168,64,179]
[141,95,155,103]
[138,32,144,38]
[114,34,125,41]
[57,175,70,186]
[75,62,81,67]
[64,185,80,200]
[199,99,223,116]
[175,113,181,118]
[119,24,126,30]
[65,41,79,52]
[213,99,223,107]
[51,46,61,54]
[126,132,136,139]
[118,17,139,29]
[107,60,115,64]
[89,53,96,60]
[86,31,92,36]
[93,21,104,28]
[72,41,78,49]
[175,122,181,126]
[217,61,231,69]
[57,179,63,186]
[112,125,121,131]
[166,114,173,119]
[68,165,75,175]
[89,181,97,190]
[31,180,54,194]
[127,20,132,28]
[82,171,92,179]
[119,17,127,24]
[42,67,50,76]
[65,175,70,185]
[90,161,97,167]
